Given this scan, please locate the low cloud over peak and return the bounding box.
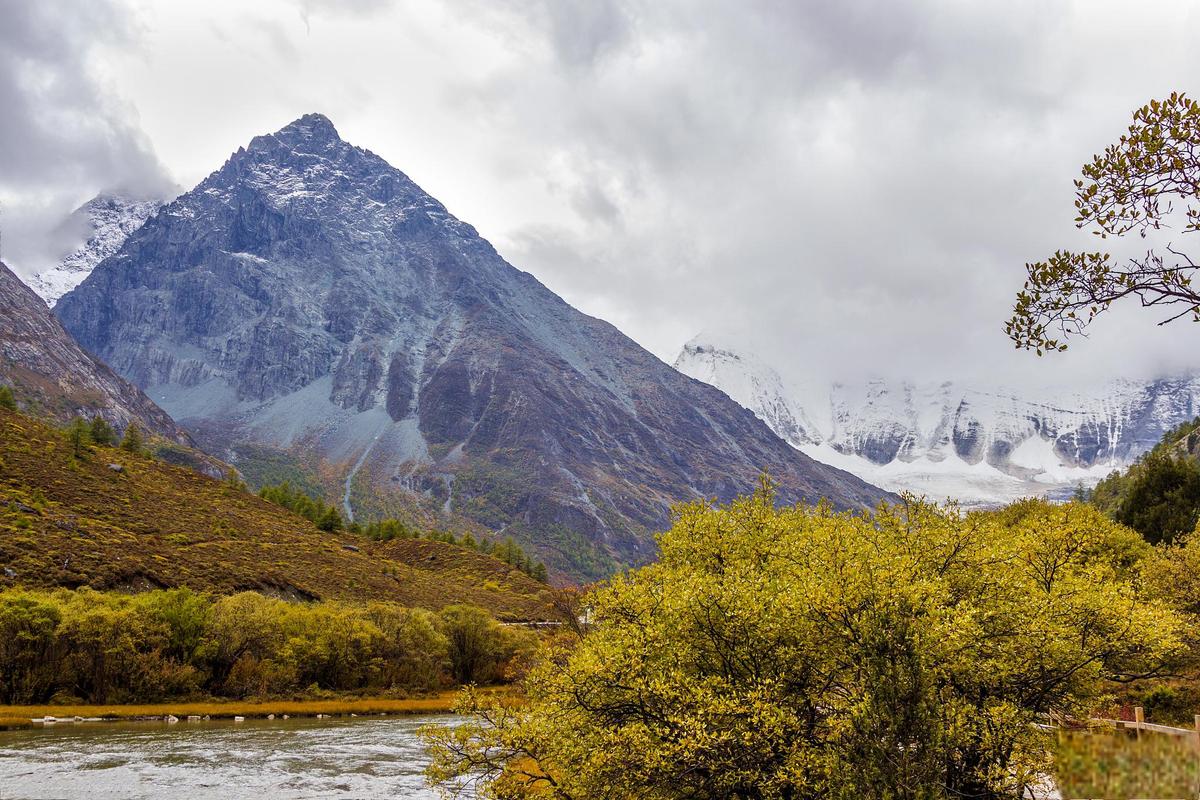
[2,0,1199,388]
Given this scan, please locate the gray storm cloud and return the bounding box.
[2,0,1198,389]
[0,0,173,272]
[452,0,1200,386]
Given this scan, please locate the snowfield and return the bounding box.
[675,335,1200,507]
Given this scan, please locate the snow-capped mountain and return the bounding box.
[54,114,890,578]
[675,336,1200,506]
[27,194,167,306]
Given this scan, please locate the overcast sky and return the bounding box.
[3,0,1200,388]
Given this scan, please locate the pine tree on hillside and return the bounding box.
[1114,451,1200,545]
[316,505,344,533]
[120,423,144,453]
[0,386,16,411]
[1087,417,1200,543]
[89,416,116,446]
[67,417,90,459]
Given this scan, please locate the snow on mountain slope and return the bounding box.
[27,194,167,306]
[674,336,1200,507]
[54,114,891,579]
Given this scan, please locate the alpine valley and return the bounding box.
[675,335,1200,507]
[50,114,890,579]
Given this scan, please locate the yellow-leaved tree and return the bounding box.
[425,488,1186,800]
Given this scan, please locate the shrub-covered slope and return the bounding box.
[1087,416,1200,544]
[0,408,553,620]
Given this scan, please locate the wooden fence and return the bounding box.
[1088,707,1200,744]
[1052,707,1200,800]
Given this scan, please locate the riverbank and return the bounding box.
[0,693,475,728]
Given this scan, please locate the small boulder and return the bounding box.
[166,714,179,724]
[107,463,124,473]
[233,716,245,722]
[342,543,360,552]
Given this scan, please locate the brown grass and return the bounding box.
[1054,729,1200,799]
[0,694,476,721]
[0,408,556,620]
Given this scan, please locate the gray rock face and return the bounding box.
[0,261,190,443]
[56,114,892,577]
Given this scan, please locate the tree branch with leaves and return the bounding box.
[1008,92,1200,354]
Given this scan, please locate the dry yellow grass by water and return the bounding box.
[0,694,472,725]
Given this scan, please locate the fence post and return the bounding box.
[1194,714,1200,751]
[1134,706,1144,739]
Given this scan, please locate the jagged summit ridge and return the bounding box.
[278,112,340,139]
[246,113,343,154]
[54,115,892,578]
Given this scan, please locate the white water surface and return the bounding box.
[0,714,469,799]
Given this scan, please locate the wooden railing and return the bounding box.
[1086,707,1200,744]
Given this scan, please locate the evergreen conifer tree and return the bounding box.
[316,506,343,532]
[68,417,90,458]
[120,423,144,453]
[89,416,116,446]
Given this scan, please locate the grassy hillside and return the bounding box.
[0,408,554,620]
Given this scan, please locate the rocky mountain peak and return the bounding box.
[185,113,465,265]
[55,119,892,578]
[250,112,343,152]
[25,192,169,307]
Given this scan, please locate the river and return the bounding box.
[0,715,470,799]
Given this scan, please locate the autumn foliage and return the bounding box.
[427,489,1186,800]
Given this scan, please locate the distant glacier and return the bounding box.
[675,335,1200,507]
